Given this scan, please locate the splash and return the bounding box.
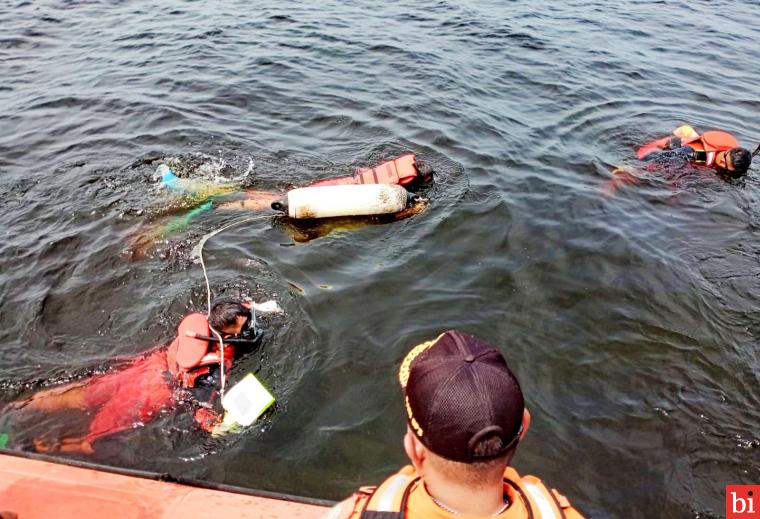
[126,154,256,258]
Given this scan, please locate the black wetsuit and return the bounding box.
[639,136,710,169]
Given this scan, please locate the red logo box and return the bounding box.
[727,486,760,519]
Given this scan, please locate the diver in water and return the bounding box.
[605,125,758,194]
[215,152,434,211]
[4,299,263,454]
[637,125,754,175]
[129,153,434,256]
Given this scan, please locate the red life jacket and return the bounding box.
[308,153,421,187]
[166,313,234,388]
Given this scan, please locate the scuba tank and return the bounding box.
[271,184,417,219]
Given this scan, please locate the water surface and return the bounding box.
[1,1,759,517]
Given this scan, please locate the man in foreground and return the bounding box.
[326,330,585,518]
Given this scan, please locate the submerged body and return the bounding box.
[128,154,433,258]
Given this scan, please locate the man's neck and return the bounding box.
[423,473,505,516]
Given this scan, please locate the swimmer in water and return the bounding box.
[604,125,758,195]
[3,299,266,454]
[128,153,433,257]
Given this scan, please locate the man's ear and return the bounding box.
[404,427,427,473]
[519,408,531,441]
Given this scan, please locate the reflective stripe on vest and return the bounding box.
[359,474,416,519]
[705,150,716,166]
[523,481,566,519]
[375,474,413,511]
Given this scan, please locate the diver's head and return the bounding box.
[209,299,252,337]
[415,159,434,182]
[715,147,752,176]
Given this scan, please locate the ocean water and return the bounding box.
[1,1,759,516]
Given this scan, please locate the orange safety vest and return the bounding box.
[326,467,581,519]
[308,153,421,187]
[679,130,738,166]
[636,126,738,166]
[166,313,235,388]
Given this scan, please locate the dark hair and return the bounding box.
[416,159,434,179]
[209,300,248,331]
[728,148,752,175]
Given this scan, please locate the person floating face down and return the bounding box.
[325,330,586,519]
[605,125,758,194]
[129,153,434,257]
[4,299,258,455]
[215,152,434,211]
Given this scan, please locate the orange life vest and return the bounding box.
[308,153,421,187]
[679,130,738,166]
[636,126,738,166]
[326,468,579,519]
[166,313,235,388]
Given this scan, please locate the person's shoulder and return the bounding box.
[321,466,418,519]
[505,467,587,519]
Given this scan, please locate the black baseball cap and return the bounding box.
[398,330,525,463]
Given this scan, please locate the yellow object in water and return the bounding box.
[673,124,699,140]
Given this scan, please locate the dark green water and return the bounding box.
[1,1,759,517]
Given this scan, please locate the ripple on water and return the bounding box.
[1,0,759,515]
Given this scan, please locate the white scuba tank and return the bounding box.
[271,184,414,219]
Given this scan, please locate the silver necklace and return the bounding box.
[429,494,510,516]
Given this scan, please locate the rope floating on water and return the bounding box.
[192,214,274,397]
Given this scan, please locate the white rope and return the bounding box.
[194,214,273,398]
